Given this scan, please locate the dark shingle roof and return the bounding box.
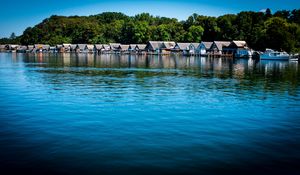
[213,41,231,50]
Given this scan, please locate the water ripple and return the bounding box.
[0,53,300,175]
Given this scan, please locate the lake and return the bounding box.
[0,53,300,175]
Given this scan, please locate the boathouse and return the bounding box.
[135,44,147,53]
[129,44,137,51]
[161,41,176,54]
[34,44,42,50]
[94,44,102,53]
[70,44,77,52]
[190,43,200,54]
[56,45,64,53]
[128,44,138,53]
[86,45,95,53]
[146,41,163,53]
[110,43,121,52]
[146,41,176,54]
[173,43,199,55]
[63,44,71,52]
[27,45,34,52]
[42,45,50,52]
[223,41,251,57]
[49,46,56,53]
[0,45,5,52]
[5,44,19,51]
[118,45,130,53]
[209,41,231,54]
[75,44,88,53]
[17,46,28,53]
[34,44,50,52]
[102,44,110,52]
[173,43,191,54]
[196,42,213,55]
[37,45,50,52]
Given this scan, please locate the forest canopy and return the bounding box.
[1,9,300,53]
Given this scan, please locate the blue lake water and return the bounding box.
[0,53,300,175]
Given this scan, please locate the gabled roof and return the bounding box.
[95,44,103,50]
[135,44,146,50]
[146,41,163,50]
[42,45,50,50]
[119,44,130,51]
[191,43,200,48]
[70,44,77,49]
[34,44,43,49]
[63,43,71,48]
[86,45,94,50]
[56,44,63,49]
[110,43,121,50]
[129,44,137,50]
[7,44,19,49]
[18,46,28,50]
[146,41,175,50]
[231,40,247,48]
[199,42,213,49]
[212,41,231,51]
[175,43,191,50]
[102,44,110,50]
[77,44,87,50]
[162,41,176,49]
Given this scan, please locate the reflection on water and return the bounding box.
[1,53,300,175]
[21,53,297,72]
[21,53,300,92]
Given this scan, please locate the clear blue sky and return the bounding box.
[0,0,299,38]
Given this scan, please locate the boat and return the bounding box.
[289,54,299,61]
[260,49,290,60]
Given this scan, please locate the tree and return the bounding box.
[290,9,300,24]
[104,20,124,42]
[217,14,237,40]
[0,9,295,53]
[274,10,290,19]
[184,13,199,30]
[134,13,154,24]
[132,21,150,43]
[265,8,272,18]
[10,32,16,39]
[185,25,204,42]
[264,17,295,52]
[287,23,300,53]
[153,24,172,41]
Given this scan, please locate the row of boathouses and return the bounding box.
[0,40,253,57]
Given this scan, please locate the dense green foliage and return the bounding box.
[1,9,300,52]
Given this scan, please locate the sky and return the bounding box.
[0,0,300,38]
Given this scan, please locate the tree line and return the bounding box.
[1,9,300,53]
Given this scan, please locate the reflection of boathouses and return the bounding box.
[24,54,240,75]
[21,53,298,83]
[0,40,253,58]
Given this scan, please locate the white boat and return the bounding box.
[289,54,299,61]
[260,49,290,60]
